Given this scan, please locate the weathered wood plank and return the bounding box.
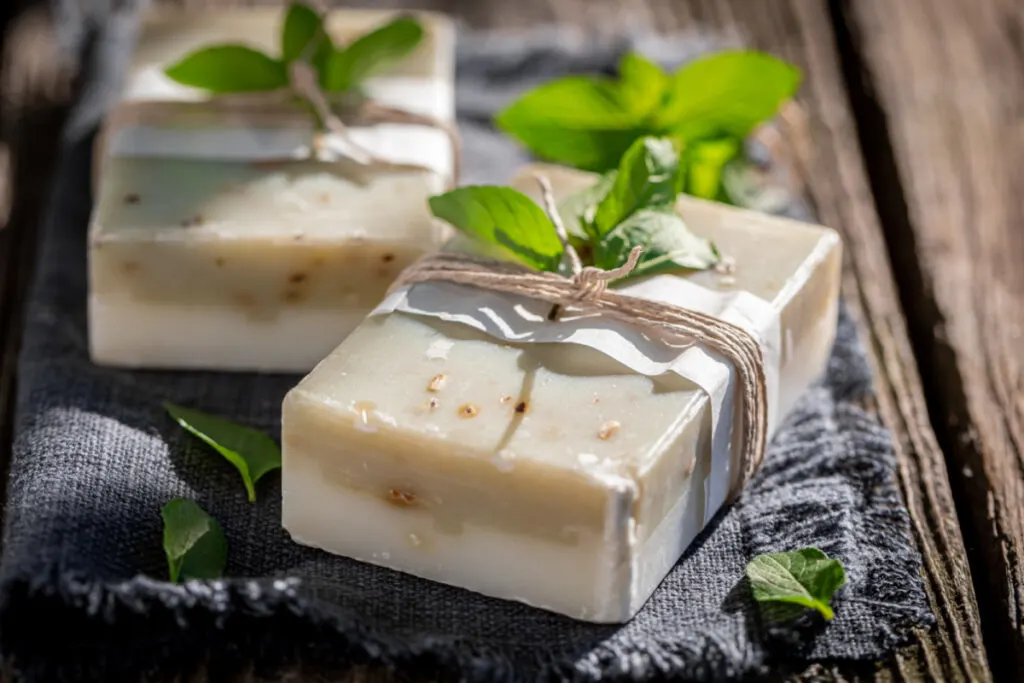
[639,1,990,680]
[838,0,1024,676]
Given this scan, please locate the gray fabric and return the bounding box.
[0,7,933,683]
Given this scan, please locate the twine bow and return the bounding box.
[389,175,770,501]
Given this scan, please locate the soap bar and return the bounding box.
[281,163,842,621]
[88,8,454,372]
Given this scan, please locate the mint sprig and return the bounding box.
[161,498,227,583]
[429,135,718,279]
[165,402,281,503]
[429,187,564,272]
[745,548,847,620]
[496,50,800,205]
[163,2,424,96]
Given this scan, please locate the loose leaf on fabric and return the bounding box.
[164,403,282,503]
[161,498,227,583]
[745,548,847,620]
[428,186,564,272]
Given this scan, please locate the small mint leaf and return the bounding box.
[495,77,646,172]
[683,136,743,201]
[593,136,680,237]
[281,1,334,79]
[617,52,670,118]
[656,50,801,141]
[164,45,287,94]
[429,186,563,272]
[557,170,618,242]
[745,548,847,620]
[594,205,719,277]
[165,402,281,503]
[324,15,424,92]
[161,498,227,583]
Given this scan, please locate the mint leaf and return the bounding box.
[161,498,227,583]
[164,46,287,93]
[496,77,645,172]
[683,136,743,201]
[324,15,424,92]
[745,548,847,620]
[557,170,618,242]
[656,51,801,141]
[593,137,680,237]
[165,402,281,503]
[281,1,334,79]
[617,53,669,117]
[429,187,564,272]
[595,205,719,277]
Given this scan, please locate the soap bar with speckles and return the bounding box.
[87,8,454,372]
[280,163,842,622]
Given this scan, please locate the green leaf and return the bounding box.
[594,205,719,278]
[429,186,564,272]
[495,77,646,172]
[557,170,618,242]
[617,52,670,117]
[161,498,227,583]
[593,137,680,237]
[164,402,281,503]
[164,45,288,94]
[323,15,424,92]
[280,2,334,79]
[656,51,801,141]
[745,548,847,620]
[683,136,743,201]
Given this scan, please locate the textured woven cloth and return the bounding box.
[0,7,933,683]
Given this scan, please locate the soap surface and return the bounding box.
[88,8,454,371]
[281,163,842,622]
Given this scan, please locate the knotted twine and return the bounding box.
[389,176,771,500]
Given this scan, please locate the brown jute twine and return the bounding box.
[389,176,770,500]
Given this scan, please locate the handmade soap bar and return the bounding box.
[88,8,454,372]
[281,163,842,622]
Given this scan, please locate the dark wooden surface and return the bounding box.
[0,0,1016,681]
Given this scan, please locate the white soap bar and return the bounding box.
[102,8,455,175]
[281,163,842,622]
[88,8,454,372]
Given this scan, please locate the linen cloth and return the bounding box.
[0,6,933,682]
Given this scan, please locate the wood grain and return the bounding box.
[839,0,1024,676]
[549,1,991,680]
[0,0,995,681]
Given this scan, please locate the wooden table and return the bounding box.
[0,0,1019,680]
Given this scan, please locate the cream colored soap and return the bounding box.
[281,164,842,621]
[88,8,454,371]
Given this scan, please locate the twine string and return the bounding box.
[392,175,770,499]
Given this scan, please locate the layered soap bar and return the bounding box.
[88,8,454,372]
[281,164,842,622]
